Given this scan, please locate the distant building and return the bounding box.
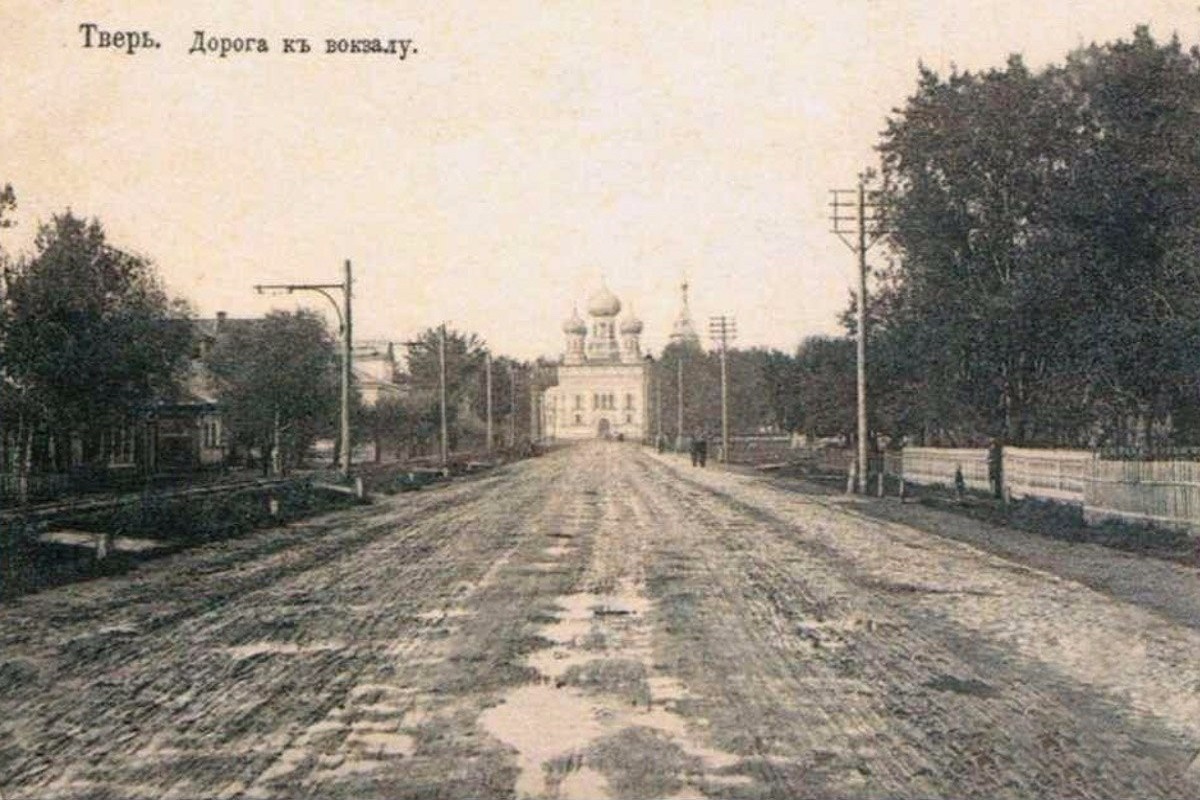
[541,282,648,441]
[149,311,255,471]
[352,340,403,407]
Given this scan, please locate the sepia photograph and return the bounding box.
[4,1,1200,797]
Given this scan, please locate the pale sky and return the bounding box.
[2,1,1197,360]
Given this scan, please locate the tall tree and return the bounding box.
[1,212,192,467]
[0,184,18,476]
[874,29,1200,447]
[792,336,856,442]
[206,309,340,473]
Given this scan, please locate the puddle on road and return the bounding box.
[481,684,608,796]
[555,764,608,799]
[480,579,742,799]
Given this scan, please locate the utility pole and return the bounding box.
[831,171,887,493]
[676,354,685,451]
[485,352,493,454]
[254,259,353,477]
[341,260,352,476]
[708,315,737,463]
[656,364,663,443]
[438,324,448,468]
[401,325,450,468]
[644,355,659,445]
[508,362,517,448]
[529,372,538,445]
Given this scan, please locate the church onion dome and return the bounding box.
[562,307,586,335]
[620,313,643,335]
[586,284,622,317]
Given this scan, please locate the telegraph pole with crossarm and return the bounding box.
[708,315,737,463]
[831,172,888,493]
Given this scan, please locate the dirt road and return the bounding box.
[2,442,1199,798]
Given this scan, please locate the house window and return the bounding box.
[625,393,634,409]
[574,394,582,410]
[107,424,135,466]
[574,414,582,424]
[202,418,222,449]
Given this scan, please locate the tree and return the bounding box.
[0,184,14,233]
[0,184,18,478]
[403,326,487,452]
[359,393,411,461]
[873,29,1200,447]
[1,212,192,471]
[206,309,340,473]
[652,343,790,444]
[654,341,710,442]
[792,336,856,441]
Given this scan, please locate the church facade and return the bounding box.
[541,284,649,441]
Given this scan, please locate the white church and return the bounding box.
[541,280,700,441]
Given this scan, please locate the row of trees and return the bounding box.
[647,342,800,440]
[858,27,1200,449]
[0,190,544,484]
[362,327,551,463]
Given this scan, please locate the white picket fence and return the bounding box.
[1083,460,1200,534]
[1003,447,1091,504]
[901,447,991,493]
[895,445,1200,534]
